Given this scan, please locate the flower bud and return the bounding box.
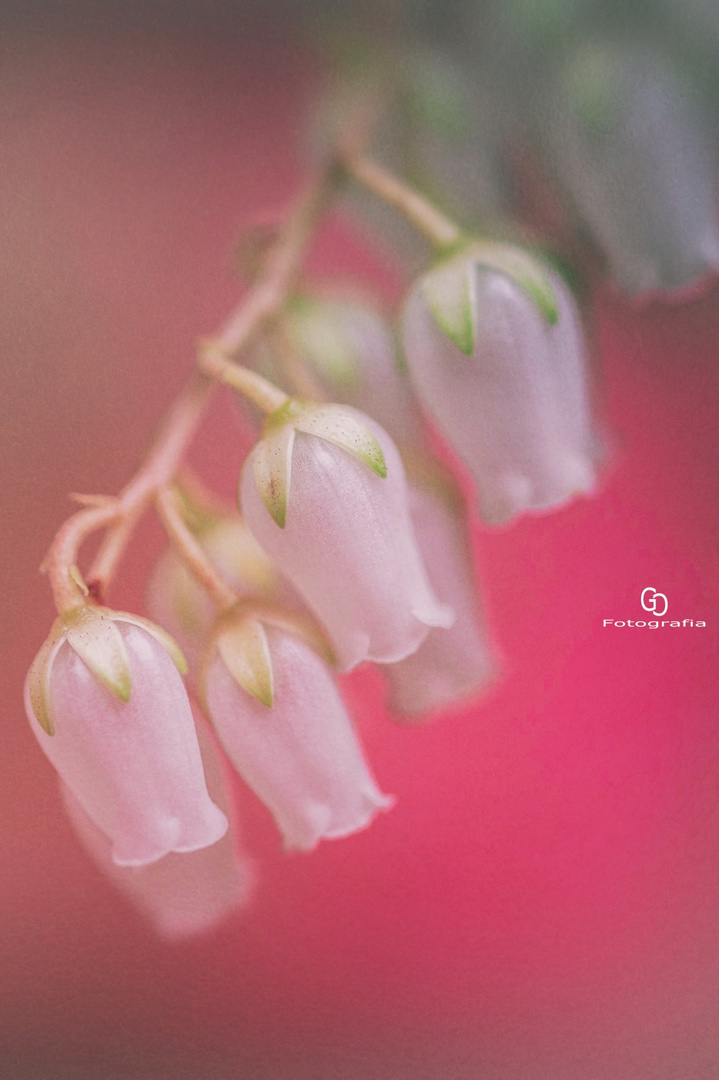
[25,606,228,867]
[383,479,496,719]
[201,605,393,852]
[240,400,452,671]
[402,242,598,525]
[60,715,253,939]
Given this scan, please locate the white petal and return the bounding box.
[206,625,394,851]
[241,410,452,670]
[25,621,228,867]
[383,484,496,717]
[60,717,253,939]
[547,47,719,295]
[404,265,597,525]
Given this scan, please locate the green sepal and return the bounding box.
[242,600,336,669]
[113,611,188,676]
[293,404,387,478]
[421,256,475,355]
[252,398,387,531]
[470,242,559,325]
[216,615,274,708]
[63,606,132,703]
[251,421,296,529]
[27,620,66,736]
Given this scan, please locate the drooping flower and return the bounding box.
[402,241,598,525]
[383,475,497,719]
[60,714,254,939]
[239,400,452,671]
[25,605,228,867]
[542,43,719,297]
[201,603,393,852]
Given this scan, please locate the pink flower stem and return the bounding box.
[155,486,238,611]
[45,156,343,616]
[341,152,463,250]
[46,501,123,614]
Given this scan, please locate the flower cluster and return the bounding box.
[342,2,719,301]
[24,74,608,937]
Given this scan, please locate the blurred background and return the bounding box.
[2,2,719,1078]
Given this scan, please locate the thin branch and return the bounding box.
[46,502,122,613]
[342,152,463,250]
[86,371,213,603]
[155,487,237,611]
[199,343,289,413]
[47,160,342,614]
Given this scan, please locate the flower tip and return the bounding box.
[26,686,54,738]
[543,294,560,326]
[373,449,388,479]
[250,423,294,530]
[109,803,229,868]
[413,600,455,632]
[216,616,275,709]
[421,257,475,355]
[115,675,132,703]
[281,787,395,853]
[321,786,396,842]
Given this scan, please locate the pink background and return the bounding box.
[2,11,719,1079]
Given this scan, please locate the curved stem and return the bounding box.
[47,159,343,614]
[199,344,289,413]
[342,152,463,250]
[155,486,237,611]
[47,502,122,613]
[86,372,214,600]
[215,161,342,355]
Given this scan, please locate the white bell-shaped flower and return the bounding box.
[60,715,253,938]
[201,604,394,851]
[25,605,228,867]
[403,242,598,525]
[239,400,452,671]
[383,478,496,718]
[545,44,719,297]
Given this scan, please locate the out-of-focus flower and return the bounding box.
[25,606,228,867]
[383,474,496,719]
[60,715,254,939]
[201,603,393,851]
[392,48,512,227]
[542,43,719,296]
[283,292,429,452]
[402,242,598,525]
[146,511,282,670]
[240,400,452,670]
